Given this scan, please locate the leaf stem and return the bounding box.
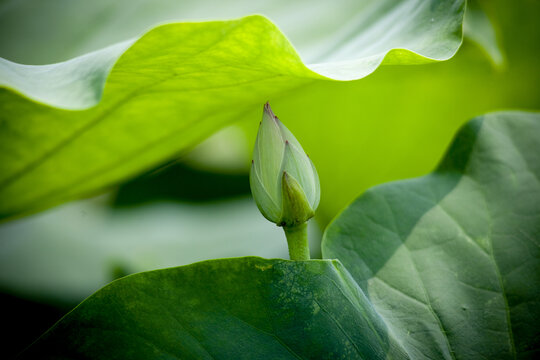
[283,222,310,260]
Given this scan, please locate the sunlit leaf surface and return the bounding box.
[0,1,467,220]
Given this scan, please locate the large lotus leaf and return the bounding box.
[323,111,540,359]
[0,1,468,221]
[20,258,407,360]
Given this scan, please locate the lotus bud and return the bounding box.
[250,103,320,228]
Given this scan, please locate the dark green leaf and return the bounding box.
[323,112,540,359]
[20,258,406,360]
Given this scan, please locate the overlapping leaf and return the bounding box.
[323,111,540,359]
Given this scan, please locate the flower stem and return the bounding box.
[283,222,310,260]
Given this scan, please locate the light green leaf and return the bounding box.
[0,1,467,221]
[20,258,407,360]
[323,111,540,359]
[0,16,315,220]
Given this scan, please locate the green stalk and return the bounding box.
[283,222,310,260]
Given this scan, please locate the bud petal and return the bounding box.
[280,171,315,226]
[249,160,281,222]
[249,103,320,227]
[280,139,319,210]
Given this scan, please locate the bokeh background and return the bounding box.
[0,0,539,356]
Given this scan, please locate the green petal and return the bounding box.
[279,171,314,226]
[252,104,285,204]
[249,162,281,223]
[280,141,318,208]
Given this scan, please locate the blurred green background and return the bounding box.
[0,0,539,356]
